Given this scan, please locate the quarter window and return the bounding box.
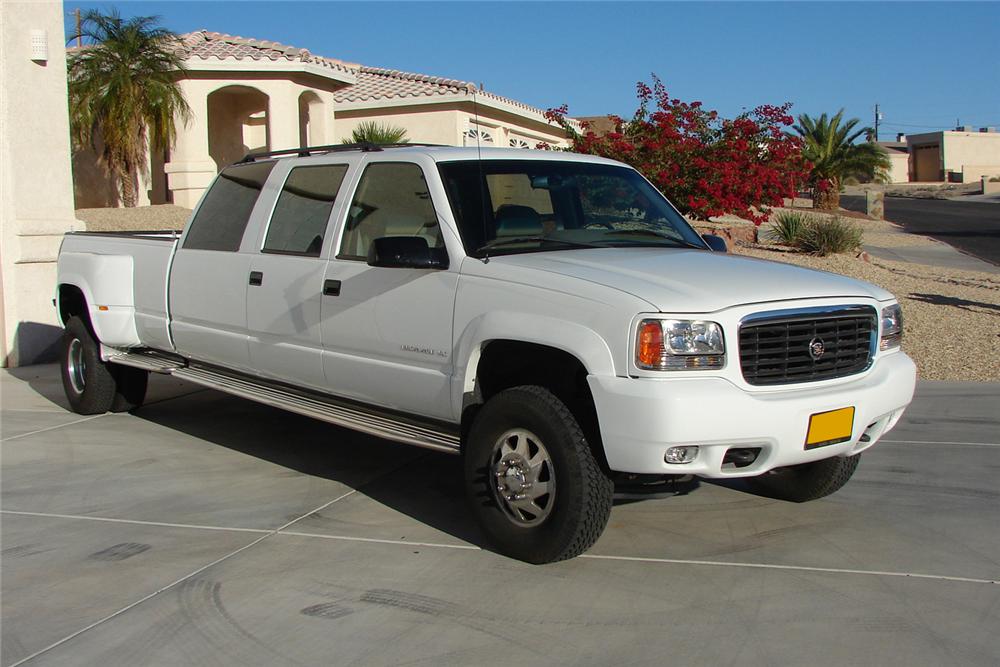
[183,161,275,252]
[263,165,348,256]
[338,163,444,260]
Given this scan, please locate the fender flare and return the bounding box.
[57,253,140,347]
[452,310,616,416]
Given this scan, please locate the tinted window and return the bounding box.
[184,161,275,251]
[263,165,348,256]
[338,163,444,260]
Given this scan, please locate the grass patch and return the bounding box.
[767,212,863,256]
[797,216,864,256]
[767,211,809,245]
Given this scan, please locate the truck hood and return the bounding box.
[490,248,893,313]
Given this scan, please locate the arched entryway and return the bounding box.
[207,85,270,170]
[298,91,326,148]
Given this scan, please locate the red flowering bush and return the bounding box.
[546,76,809,225]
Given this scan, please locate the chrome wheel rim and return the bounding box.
[490,428,555,527]
[67,338,86,394]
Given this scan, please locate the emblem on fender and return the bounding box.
[808,337,826,361]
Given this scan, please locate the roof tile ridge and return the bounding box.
[358,65,477,91]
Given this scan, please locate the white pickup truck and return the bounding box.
[56,144,916,563]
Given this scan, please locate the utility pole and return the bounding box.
[874,104,881,142]
[74,8,81,46]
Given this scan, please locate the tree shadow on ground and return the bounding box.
[908,292,1000,313]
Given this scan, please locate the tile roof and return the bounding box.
[178,30,356,75]
[177,31,552,119]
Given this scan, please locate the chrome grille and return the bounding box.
[739,306,877,386]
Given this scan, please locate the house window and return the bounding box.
[509,138,531,149]
[463,128,494,146]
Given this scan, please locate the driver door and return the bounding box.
[320,161,458,420]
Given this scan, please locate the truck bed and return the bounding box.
[57,231,181,351]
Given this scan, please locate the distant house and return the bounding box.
[904,127,1000,183]
[576,115,619,137]
[73,31,578,209]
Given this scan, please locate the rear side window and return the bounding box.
[263,164,348,256]
[183,161,275,251]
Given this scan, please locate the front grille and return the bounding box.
[739,306,876,386]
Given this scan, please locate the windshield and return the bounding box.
[437,159,707,257]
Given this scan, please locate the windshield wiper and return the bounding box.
[602,229,705,249]
[475,236,603,260]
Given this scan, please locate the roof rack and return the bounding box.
[237,142,446,163]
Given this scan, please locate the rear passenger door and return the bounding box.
[246,162,350,390]
[169,161,276,372]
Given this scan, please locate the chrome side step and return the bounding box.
[108,351,186,374]
[171,365,461,455]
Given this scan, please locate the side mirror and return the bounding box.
[702,234,728,253]
[367,236,448,269]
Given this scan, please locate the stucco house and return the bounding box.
[904,127,1000,183]
[73,31,577,209]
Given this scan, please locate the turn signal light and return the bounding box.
[636,320,664,369]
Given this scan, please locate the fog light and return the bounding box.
[664,446,699,464]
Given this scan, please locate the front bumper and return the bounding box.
[588,352,917,478]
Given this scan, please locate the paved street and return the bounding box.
[841,195,1000,267]
[2,366,999,666]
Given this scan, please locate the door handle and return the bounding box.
[249,271,263,286]
[323,279,341,296]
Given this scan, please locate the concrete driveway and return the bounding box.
[3,366,999,666]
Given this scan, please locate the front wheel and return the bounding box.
[464,385,614,564]
[749,454,861,502]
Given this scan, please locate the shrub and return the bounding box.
[343,121,408,145]
[545,76,809,225]
[767,210,808,245]
[796,216,863,256]
[990,176,1000,182]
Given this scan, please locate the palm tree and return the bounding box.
[68,10,190,207]
[344,121,408,145]
[793,110,891,210]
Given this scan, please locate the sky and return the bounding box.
[64,1,1000,138]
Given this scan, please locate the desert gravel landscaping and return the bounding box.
[76,206,1000,382]
[735,244,1000,381]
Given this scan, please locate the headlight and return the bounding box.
[636,319,725,370]
[880,304,903,350]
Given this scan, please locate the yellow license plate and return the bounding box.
[805,407,855,449]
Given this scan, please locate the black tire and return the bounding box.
[61,316,116,414]
[110,364,148,412]
[464,385,614,564]
[749,454,861,502]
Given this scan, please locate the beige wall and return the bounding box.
[885,152,909,184]
[335,107,464,145]
[1,1,84,366]
[964,165,1000,181]
[334,103,571,149]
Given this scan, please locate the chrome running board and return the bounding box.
[108,351,186,374]
[171,365,461,455]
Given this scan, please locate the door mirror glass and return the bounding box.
[367,236,448,269]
